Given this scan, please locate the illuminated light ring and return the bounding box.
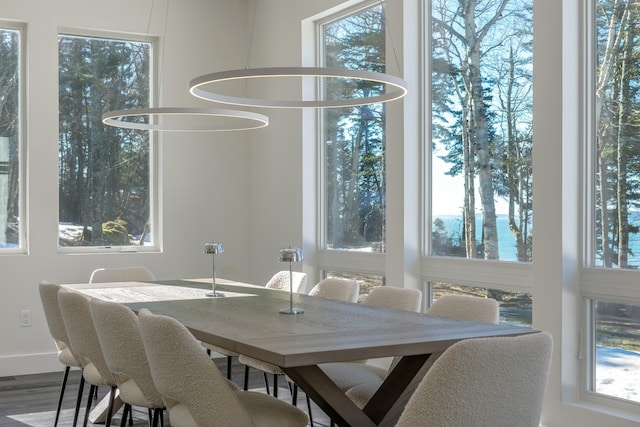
[189,67,408,109]
[102,107,269,132]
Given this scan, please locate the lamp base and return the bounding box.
[279,307,304,315]
[206,292,225,297]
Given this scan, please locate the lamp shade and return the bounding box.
[279,246,303,263]
[204,241,224,255]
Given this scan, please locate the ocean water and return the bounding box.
[433,213,523,262]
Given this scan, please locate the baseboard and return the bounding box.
[0,351,66,377]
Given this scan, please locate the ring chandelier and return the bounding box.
[102,107,269,132]
[189,67,408,109]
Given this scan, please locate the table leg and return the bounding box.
[283,353,441,427]
[364,353,442,426]
[283,365,376,427]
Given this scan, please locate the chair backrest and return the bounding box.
[38,281,81,366]
[57,288,114,383]
[265,270,308,293]
[396,331,553,427]
[89,298,164,408]
[363,286,422,313]
[427,294,499,324]
[309,278,360,303]
[137,308,253,426]
[89,266,156,283]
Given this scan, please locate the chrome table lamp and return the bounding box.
[204,241,224,297]
[278,245,304,314]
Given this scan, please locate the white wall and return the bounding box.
[0,0,254,375]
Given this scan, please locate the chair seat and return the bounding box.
[58,347,82,368]
[119,378,164,409]
[238,355,283,375]
[82,362,113,387]
[345,382,380,409]
[319,362,387,392]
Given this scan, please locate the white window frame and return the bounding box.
[313,0,389,280]
[420,0,533,297]
[580,0,640,413]
[56,28,160,254]
[0,21,26,255]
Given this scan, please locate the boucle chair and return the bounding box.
[265,270,308,292]
[89,266,156,283]
[396,331,553,427]
[426,294,499,324]
[89,298,165,426]
[58,288,119,427]
[137,308,309,427]
[309,277,360,302]
[344,293,500,408]
[39,281,85,427]
[319,286,423,395]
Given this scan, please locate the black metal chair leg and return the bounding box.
[263,372,270,395]
[54,366,70,427]
[120,403,130,427]
[243,365,250,390]
[291,383,298,405]
[226,355,233,380]
[72,374,85,427]
[273,374,280,398]
[82,384,96,427]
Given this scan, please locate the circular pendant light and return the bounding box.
[102,107,269,132]
[189,67,408,109]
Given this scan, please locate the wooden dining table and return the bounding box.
[65,278,536,427]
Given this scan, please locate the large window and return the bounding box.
[429,0,533,262]
[0,25,22,250]
[321,3,386,253]
[585,0,640,407]
[58,33,154,249]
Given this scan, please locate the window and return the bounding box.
[584,0,640,407]
[321,3,386,253]
[429,0,533,262]
[0,25,22,250]
[58,33,154,249]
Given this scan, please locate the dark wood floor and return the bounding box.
[0,358,329,426]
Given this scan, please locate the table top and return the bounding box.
[66,279,534,368]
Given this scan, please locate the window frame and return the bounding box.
[314,0,390,278]
[56,28,160,254]
[0,21,26,254]
[581,0,640,412]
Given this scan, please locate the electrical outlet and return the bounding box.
[20,310,31,327]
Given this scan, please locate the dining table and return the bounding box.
[64,278,536,427]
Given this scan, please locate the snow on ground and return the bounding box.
[596,346,640,402]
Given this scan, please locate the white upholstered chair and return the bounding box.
[427,294,499,324]
[89,298,165,427]
[137,308,309,427]
[396,331,553,427]
[58,288,119,427]
[309,277,360,303]
[265,270,308,292]
[344,293,500,408]
[89,266,156,283]
[39,281,85,427]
